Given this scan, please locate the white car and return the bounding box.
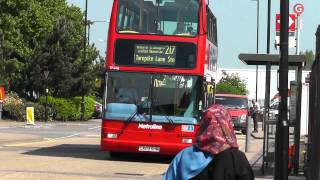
[256,100,279,121]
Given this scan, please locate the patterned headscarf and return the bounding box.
[195,104,239,155]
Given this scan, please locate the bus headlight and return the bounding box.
[107,133,118,139]
[240,114,247,123]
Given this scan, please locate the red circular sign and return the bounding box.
[294,3,304,16]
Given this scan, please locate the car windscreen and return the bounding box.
[215,96,248,109]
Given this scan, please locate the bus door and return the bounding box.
[202,80,215,109]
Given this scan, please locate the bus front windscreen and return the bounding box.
[116,0,199,36]
[104,72,200,124]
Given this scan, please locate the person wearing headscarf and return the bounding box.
[163,104,254,180]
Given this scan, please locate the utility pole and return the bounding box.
[87,20,106,44]
[262,0,271,174]
[43,68,50,122]
[81,0,88,121]
[274,0,289,179]
[255,0,260,102]
[295,15,300,55]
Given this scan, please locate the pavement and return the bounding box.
[245,129,306,180]
[0,119,306,180]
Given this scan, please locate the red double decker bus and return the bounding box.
[101,0,218,155]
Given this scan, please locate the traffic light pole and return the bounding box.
[274,0,289,179]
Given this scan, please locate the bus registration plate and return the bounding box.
[138,146,160,152]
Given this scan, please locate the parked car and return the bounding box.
[215,94,249,134]
[256,100,279,122]
[93,101,102,118]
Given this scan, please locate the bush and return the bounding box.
[40,96,95,121]
[2,92,25,121]
[24,102,54,122]
[2,92,54,121]
[2,92,95,121]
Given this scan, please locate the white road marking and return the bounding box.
[1,125,101,147]
[84,134,100,137]
[54,132,84,140]
[88,126,101,130]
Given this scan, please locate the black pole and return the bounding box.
[45,79,48,122]
[88,21,91,45]
[43,68,49,122]
[262,0,271,174]
[293,65,302,174]
[255,0,260,101]
[274,0,289,179]
[81,0,88,121]
[262,64,271,172]
[266,0,271,55]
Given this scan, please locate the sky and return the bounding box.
[67,0,320,69]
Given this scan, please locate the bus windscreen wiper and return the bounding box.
[142,113,150,122]
[126,109,137,123]
[164,115,176,128]
[118,108,138,137]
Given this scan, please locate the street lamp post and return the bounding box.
[43,68,50,122]
[80,0,88,121]
[262,0,272,174]
[87,20,107,44]
[252,0,260,101]
[256,0,259,102]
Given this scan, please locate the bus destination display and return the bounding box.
[134,44,176,66]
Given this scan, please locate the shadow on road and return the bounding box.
[23,144,106,160]
[23,144,173,164]
[109,152,173,164]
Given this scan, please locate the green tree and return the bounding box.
[0,0,100,99]
[216,71,248,95]
[301,50,314,70]
[29,15,99,98]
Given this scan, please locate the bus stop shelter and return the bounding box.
[239,53,306,175]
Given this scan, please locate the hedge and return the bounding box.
[2,92,95,121]
[40,96,95,121]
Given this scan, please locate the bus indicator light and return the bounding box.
[181,125,194,132]
[107,133,118,139]
[182,138,193,144]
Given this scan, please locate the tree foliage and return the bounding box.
[301,50,314,70]
[0,0,101,99]
[216,71,248,95]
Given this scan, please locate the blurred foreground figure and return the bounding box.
[163,104,254,180]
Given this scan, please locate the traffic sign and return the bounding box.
[276,14,296,32]
[294,3,304,16]
[0,87,4,103]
